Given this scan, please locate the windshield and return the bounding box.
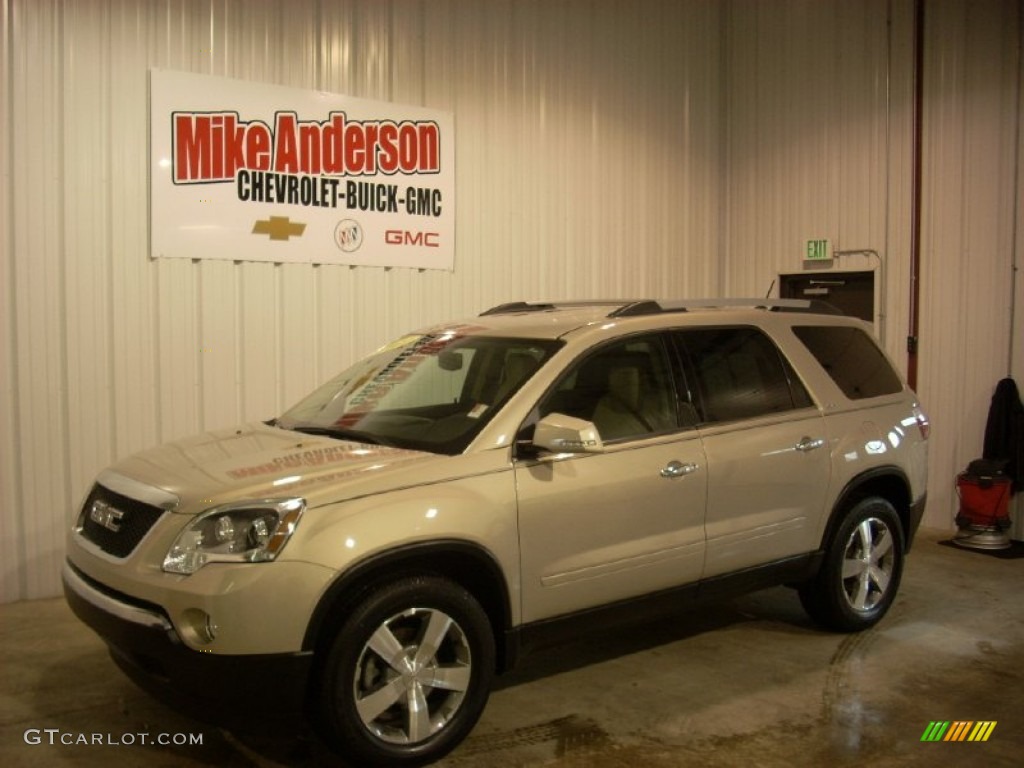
[277,330,561,454]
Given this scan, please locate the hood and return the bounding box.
[107,422,442,512]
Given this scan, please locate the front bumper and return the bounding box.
[63,560,313,729]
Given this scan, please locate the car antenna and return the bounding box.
[764,279,776,299]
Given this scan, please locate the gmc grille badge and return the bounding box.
[89,499,125,533]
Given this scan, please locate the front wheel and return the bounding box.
[799,497,905,632]
[315,576,495,767]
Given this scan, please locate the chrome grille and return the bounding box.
[76,483,165,558]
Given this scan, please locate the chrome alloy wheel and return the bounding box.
[840,517,895,612]
[353,607,473,745]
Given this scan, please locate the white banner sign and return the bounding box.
[150,69,454,270]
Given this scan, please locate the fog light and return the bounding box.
[181,608,218,645]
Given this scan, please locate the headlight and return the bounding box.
[163,498,305,575]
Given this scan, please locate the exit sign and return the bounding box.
[806,239,832,261]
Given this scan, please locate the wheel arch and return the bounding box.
[302,539,516,672]
[822,467,915,553]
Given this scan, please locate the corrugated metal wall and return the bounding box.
[918,0,1023,539]
[724,0,1023,536]
[2,0,1021,603]
[0,0,724,602]
[724,0,915,354]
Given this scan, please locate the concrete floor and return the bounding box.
[2,527,1022,767]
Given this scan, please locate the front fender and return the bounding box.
[282,451,521,649]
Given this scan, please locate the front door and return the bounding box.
[514,334,707,624]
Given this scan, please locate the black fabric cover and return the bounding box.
[983,377,1024,494]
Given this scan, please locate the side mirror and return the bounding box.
[532,413,604,455]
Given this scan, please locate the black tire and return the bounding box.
[315,576,495,767]
[799,497,905,632]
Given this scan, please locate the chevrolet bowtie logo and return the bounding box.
[252,216,306,241]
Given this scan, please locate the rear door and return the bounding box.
[674,327,829,577]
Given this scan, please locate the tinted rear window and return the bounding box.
[678,327,812,423]
[793,326,902,399]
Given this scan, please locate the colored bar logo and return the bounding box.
[921,721,997,742]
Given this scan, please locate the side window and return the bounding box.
[538,336,678,441]
[793,325,903,399]
[679,327,810,423]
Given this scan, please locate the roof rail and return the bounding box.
[607,300,662,317]
[479,301,555,316]
[770,299,843,315]
[610,298,843,317]
[481,298,843,318]
[479,300,644,316]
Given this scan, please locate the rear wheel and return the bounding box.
[315,576,495,767]
[800,497,904,632]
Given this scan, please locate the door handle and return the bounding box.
[660,461,699,478]
[795,437,825,452]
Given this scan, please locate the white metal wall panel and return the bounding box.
[1014,22,1024,545]
[2,0,723,601]
[1,0,18,601]
[917,0,1022,531]
[724,0,1022,530]
[3,0,1021,603]
[6,0,73,602]
[724,0,915,353]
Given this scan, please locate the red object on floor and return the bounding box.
[956,473,1012,529]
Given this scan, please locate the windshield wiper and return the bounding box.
[285,425,394,447]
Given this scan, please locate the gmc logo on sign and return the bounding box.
[385,230,440,248]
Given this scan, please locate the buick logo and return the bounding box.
[334,219,363,253]
[89,499,125,533]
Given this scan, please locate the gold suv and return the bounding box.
[64,299,929,766]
